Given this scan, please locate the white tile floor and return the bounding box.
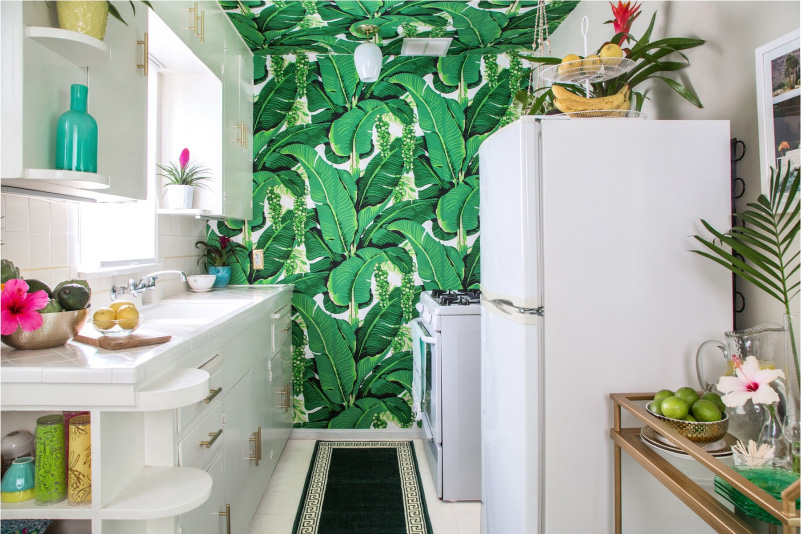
[248,439,481,534]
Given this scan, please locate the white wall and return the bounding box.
[0,193,207,308]
[549,1,800,330]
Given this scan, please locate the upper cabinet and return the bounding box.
[1,1,254,220]
[1,1,147,200]
[151,1,253,219]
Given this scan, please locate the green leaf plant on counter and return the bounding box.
[518,2,705,114]
[692,163,800,384]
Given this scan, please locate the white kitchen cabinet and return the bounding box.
[0,1,148,201]
[1,287,294,533]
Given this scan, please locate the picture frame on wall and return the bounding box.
[755,28,800,193]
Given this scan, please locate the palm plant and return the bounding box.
[692,163,800,383]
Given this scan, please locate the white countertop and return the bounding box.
[1,286,291,386]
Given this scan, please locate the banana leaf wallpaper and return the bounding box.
[212,0,577,429]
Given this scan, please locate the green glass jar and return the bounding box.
[34,414,67,505]
[55,84,98,173]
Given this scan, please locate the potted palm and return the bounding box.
[157,148,213,209]
[195,235,247,288]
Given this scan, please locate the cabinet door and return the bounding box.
[222,373,259,533]
[88,6,147,199]
[195,2,226,80]
[270,346,293,462]
[221,38,252,221]
[180,453,225,534]
[150,1,197,51]
[253,356,276,490]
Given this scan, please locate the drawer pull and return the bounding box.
[248,427,262,465]
[205,387,223,404]
[278,384,291,412]
[219,504,231,534]
[200,429,223,448]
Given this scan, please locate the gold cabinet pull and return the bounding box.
[278,385,291,412]
[286,383,291,413]
[219,504,231,534]
[234,121,243,146]
[200,429,222,448]
[189,2,200,35]
[280,327,290,333]
[248,427,262,465]
[136,32,148,76]
[205,387,223,404]
[243,122,248,148]
[199,9,205,43]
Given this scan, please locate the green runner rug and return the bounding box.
[293,441,433,534]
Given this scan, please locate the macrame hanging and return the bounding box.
[528,0,551,96]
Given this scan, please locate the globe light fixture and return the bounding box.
[353,24,381,82]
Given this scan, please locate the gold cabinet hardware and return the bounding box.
[280,327,290,333]
[189,3,198,34]
[200,429,223,448]
[248,426,262,465]
[205,387,223,404]
[286,383,291,413]
[199,9,205,43]
[188,3,205,42]
[278,384,291,412]
[234,121,244,146]
[136,32,148,76]
[243,122,248,148]
[219,504,231,534]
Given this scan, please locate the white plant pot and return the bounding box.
[165,185,194,209]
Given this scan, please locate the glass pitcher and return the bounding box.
[696,324,787,442]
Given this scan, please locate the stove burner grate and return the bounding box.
[430,289,482,306]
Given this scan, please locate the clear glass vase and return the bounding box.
[757,404,792,471]
[783,314,800,473]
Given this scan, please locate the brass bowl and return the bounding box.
[1,309,88,350]
[646,402,729,443]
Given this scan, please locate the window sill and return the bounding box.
[78,262,164,280]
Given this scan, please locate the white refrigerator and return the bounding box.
[479,118,733,534]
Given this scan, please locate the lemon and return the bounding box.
[599,43,624,66]
[557,54,581,75]
[116,305,140,330]
[582,54,601,75]
[109,300,135,314]
[93,307,116,330]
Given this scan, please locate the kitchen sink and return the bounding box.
[141,301,246,327]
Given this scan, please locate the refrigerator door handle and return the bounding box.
[485,298,544,317]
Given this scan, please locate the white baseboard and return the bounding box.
[290,428,426,441]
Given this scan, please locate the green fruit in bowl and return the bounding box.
[691,399,722,422]
[653,389,674,405]
[701,392,726,413]
[40,299,64,314]
[661,396,689,419]
[684,414,697,422]
[650,400,663,415]
[675,387,700,406]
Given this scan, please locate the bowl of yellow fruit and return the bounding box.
[89,301,141,337]
[646,387,729,443]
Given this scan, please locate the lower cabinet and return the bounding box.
[179,298,293,534]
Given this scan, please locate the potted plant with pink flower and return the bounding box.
[194,234,247,288]
[157,148,213,209]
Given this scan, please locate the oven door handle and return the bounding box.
[411,318,437,344]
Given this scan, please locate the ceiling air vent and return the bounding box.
[400,38,453,57]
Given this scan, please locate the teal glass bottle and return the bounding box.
[55,84,97,173]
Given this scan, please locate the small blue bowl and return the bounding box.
[1,457,35,502]
[208,266,231,288]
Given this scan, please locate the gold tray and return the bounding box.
[640,426,736,458]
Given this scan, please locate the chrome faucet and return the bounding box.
[111,271,187,301]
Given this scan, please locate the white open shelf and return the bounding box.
[24,168,110,190]
[135,368,210,411]
[26,26,110,68]
[100,466,212,520]
[1,498,93,520]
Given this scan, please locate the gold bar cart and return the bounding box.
[610,392,800,533]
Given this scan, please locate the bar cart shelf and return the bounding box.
[610,392,800,534]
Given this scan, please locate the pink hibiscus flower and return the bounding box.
[1,279,50,335]
[717,355,785,407]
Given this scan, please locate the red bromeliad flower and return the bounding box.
[606,1,642,44]
[1,279,49,335]
[218,235,231,251]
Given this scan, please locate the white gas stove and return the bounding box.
[412,290,482,501]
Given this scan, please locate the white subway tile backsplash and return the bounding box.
[51,268,69,287]
[29,232,50,269]
[51,203,69,234]
[3,231,30,269]
[51,234,69,266]
[28,199,51,233]
[4,195,28,232]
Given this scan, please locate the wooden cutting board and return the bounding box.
[73,330,172,351]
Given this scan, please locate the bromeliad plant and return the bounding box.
[157,148,213,189]
[195,234,248,270]
[693,164,800,384]
[520,1,705,113]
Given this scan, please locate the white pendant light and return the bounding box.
[353,24,381,82]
